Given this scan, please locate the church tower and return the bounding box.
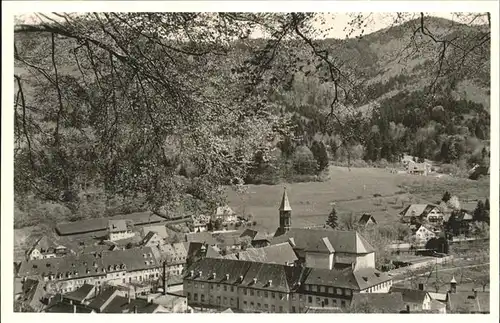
[278,187,292,234]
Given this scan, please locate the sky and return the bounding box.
[14,11,483,39]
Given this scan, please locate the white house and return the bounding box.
[108,220,135,242]
[400,204,444,223]
[215,206,237,223]
[414,225,436,243]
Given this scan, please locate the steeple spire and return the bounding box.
[279,187,292,211]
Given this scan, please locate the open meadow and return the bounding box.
[225,166,490,233]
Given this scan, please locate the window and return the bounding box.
[332,299,337,306]
[231,286,234,292]
[316,297,321,304]
[195,283,198,288]
[279,306,283,313]
[320,286,326,293]
[305,284,309,291]
[336,288,342,295]
[223,297,227,305]
[250,289,254,296]
[194,293,198,301]
[257,290,260,297]
[257,303,261,309]
[201,294,205,302]
[230,298,234,305]
[328,287,333,294]
[250,302,254,307]
[243,301,247,306]
[299,294,303,301]
[345,289,351,296]
[217,284,221,289]
[201,284,204,289]
[217,296,221,304]
[291,294,296,300]
[211,284,214,290]
[224,285,227,291]
[311,285,317,292]
[243,288,247,295]
[291,306,296,313]
[308,296,313,303]
[324,298,329,306]
[271,305,276,312]
[271,292,275,299]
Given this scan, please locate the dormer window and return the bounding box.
[375,273,380,277]
[33,264,38,269]
[225,274,230,280]
[252,278,257,285]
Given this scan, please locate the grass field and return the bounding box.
[225,166,490,233]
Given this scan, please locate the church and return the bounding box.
[271,188,377,271]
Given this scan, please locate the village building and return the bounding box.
[406,160,430,176]
[358,213,377,228]
[413,224,437,243]
[207,242,298,266]
[447,290,489,313]
[140,225,169,240]
[183,257,393,313]
[389,287,431,312]
[141,231,164,248]
[26,236,69,261]
[400,204,444,223]
[350,292,407,313]
[446,210,474,236]
[107,220,135,242]
[214,206,238,223]
[140,292,188,313]
[239,229,271,248]
[152,242,189,277]
[16,247,162,294]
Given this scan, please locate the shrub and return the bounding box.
[373,193,382,197]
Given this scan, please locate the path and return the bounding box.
[392,262,490,284]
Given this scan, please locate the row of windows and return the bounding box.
[365,281,391,293]
[242,301,284,313]
[307,296,346,307]
[304,285,352,296]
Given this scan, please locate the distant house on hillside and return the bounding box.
[140,225,169,240]
[107,220,135,242]
[358,214,377,227]
[26,236,68,261]
[446,210,474,236]
[214,206,237,223]
[400,204,444,223]
[406,161,430,176]
[239,229,271,248]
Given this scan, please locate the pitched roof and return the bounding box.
[271,228,375,254]
[305,267,391,291]
[428,292,448,302]
[185,232,217,245]
[141,225,169,239]
[390,287,430,303]
[351,293,406,313]
[205,246,222,259]
[240,229,258,240]
[87,287,119,311]
[216,206,236,217]
[237,243,298,265]
[64,284,95,302]
[17,247,160,279]
[102,296,162,313]
[184,258,307,293]
[22,278,46,312]
[448,291,490,313]
[44,302,94,313]
[279,189,292,211]
[108,219,132,232]
[399,204,437,218]
[222,308,234,313]
[31,236,57,251]
[304,307,343,313]
[358,213,377,226]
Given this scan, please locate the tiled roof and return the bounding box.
[87,287,119,311]
[390,287,429,304]
[448,291,489,313]
[305,267,391,291]
[184,258,307,293]
[271,228,375,254]
[44,302,94,313]
[17,247,160,279]
[205,246,222,259]
[237,243,298,265]
[102,296,162,313]
[22,278,46,312]
[350,293,406,313]
[141,225,169,239]
[240,229,258,240]
[399,204,437,218]
[185,232,217,245]
[156,243,188,264]
[64,284,95,302]
[108,220,131,233]
[428,292,448,302]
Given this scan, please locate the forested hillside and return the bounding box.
[13,13,490,228]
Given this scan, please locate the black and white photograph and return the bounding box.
[2,1,498,319]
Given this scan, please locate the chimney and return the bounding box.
[418,283,424,291]
[212,273,216,279]
[225,274,229,281]
[450,276,457,294]
[268,280,272,287]
[239,275,243,282]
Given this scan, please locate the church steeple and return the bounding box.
[278,187,292,234]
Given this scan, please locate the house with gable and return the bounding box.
[389,286,431,312]
[358,214,377,228]
[400,204,444,223]
[413,224,436,243]
[141,231,164,248]
[26,236,68,261]
[107,219,135,242]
